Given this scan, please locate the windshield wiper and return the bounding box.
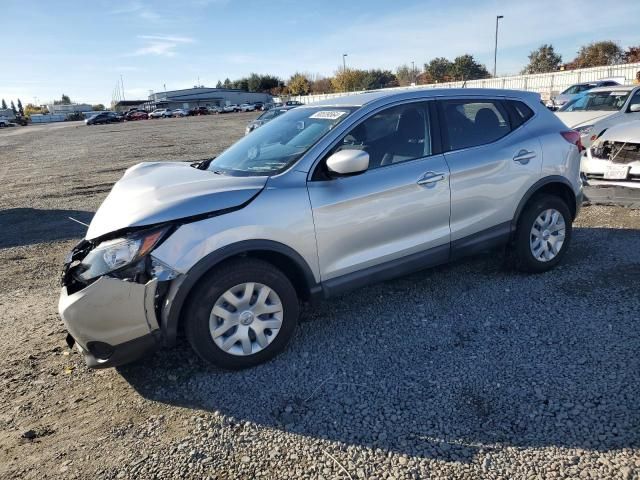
[190,157,216,170]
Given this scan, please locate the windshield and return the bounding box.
[561,84,593,95]
[208,106,357,176]
[559,90,630,112]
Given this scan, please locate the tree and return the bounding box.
[625,46,640,63]
[1,99,6,110]
[247,73,262,92]
[450,54,490,81]
[53,94,72,105]
[24,103,47,117]
[91,104,105,111]
[331,68,367,92]
[522,44,562,74]
[232,78,249,91]
[215,80,223,88]
[222,78,232,88]
[17,99,24,116]
[395,64,416,86]
[287,73,311,95]
[360,69,398,90]
[310,76,333,94]
[570,41,624,68]
[10,101,16,115]
[425,57,453,82]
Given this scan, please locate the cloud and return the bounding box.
[130,35,195,57]
[110,2,162,22]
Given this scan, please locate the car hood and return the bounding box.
[86,162,266,240]
[554,111,615,128]
[597,120,640,143]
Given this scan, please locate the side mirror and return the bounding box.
[629,104,640,112]
[326,149,369,176]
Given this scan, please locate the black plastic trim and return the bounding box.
[163,240,319,345]
[511,175,577,230]
[80,332,159,369]
[322,243,450,298]
[450,221,511,260]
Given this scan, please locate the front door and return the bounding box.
[307,101,451,286]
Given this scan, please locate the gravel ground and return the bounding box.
[1,116,639,480]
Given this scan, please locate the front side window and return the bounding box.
[627,90,640,111]
[208,106,356,176]
[324,102,432,171]
[442,99,511,150]
[560,91,630,112]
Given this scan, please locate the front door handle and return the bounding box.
[417,172,446,186]
[513,149,536,164]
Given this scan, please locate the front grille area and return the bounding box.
[606,142,640,164]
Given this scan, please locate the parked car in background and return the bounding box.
[546,79,622,110]
[85,111,123,125]
[245,107,293,135]
[188,106,209,116]
[240,103,256,112]
[149,108,173,119]
[555,85,640,148]
[173,109,188,117]
[125,111,148,121]
[60,88,582,370]
[582,120,640,184]
[208,106,223,114]
[222,104,238,113]
[285,100,303,107]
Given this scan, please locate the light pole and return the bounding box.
[493,15,504,77]
[342,53,348,71]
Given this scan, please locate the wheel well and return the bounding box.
[517,182,577,228]
[170,248,315,340]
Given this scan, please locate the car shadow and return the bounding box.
[0,208,93,249]
[119,226,640,462]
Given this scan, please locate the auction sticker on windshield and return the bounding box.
[310,110,348,120]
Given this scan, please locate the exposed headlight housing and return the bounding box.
[76,228,168,281]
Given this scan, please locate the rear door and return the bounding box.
[307,101,451,285]
[438,97,542,248]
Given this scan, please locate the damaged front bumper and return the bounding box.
[59,276,161,368]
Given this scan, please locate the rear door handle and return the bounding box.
[417,172,446,186]
[513,149,536,164]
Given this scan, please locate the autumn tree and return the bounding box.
[522,44,562,74]
[287,73,311,95]
[331,68,367,92]
[570,41,624,68]
[624,46,640,63]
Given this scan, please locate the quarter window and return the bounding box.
[442,99,511,151]
[328,102,432,171]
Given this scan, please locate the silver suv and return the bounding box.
[59,89,583,369]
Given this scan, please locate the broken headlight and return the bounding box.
[76,228,169,282]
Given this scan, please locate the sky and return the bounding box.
[2,0,640,106]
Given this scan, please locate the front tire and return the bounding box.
[184,258,299,369]
[514,194,572,273]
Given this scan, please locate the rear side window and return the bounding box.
[441,99,511,151]
[507,100,534,128]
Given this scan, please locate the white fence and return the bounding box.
[283,62,640,104]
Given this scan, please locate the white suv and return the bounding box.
[60,89,583,369]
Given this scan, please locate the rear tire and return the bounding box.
[184,258,299,369]
[514,194,572,273]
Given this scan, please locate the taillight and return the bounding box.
[561,131,585,152]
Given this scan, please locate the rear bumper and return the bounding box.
[59,277,160,368]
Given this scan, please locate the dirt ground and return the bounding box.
[1,116,639,479]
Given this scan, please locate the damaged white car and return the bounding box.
[582,120,640,185]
